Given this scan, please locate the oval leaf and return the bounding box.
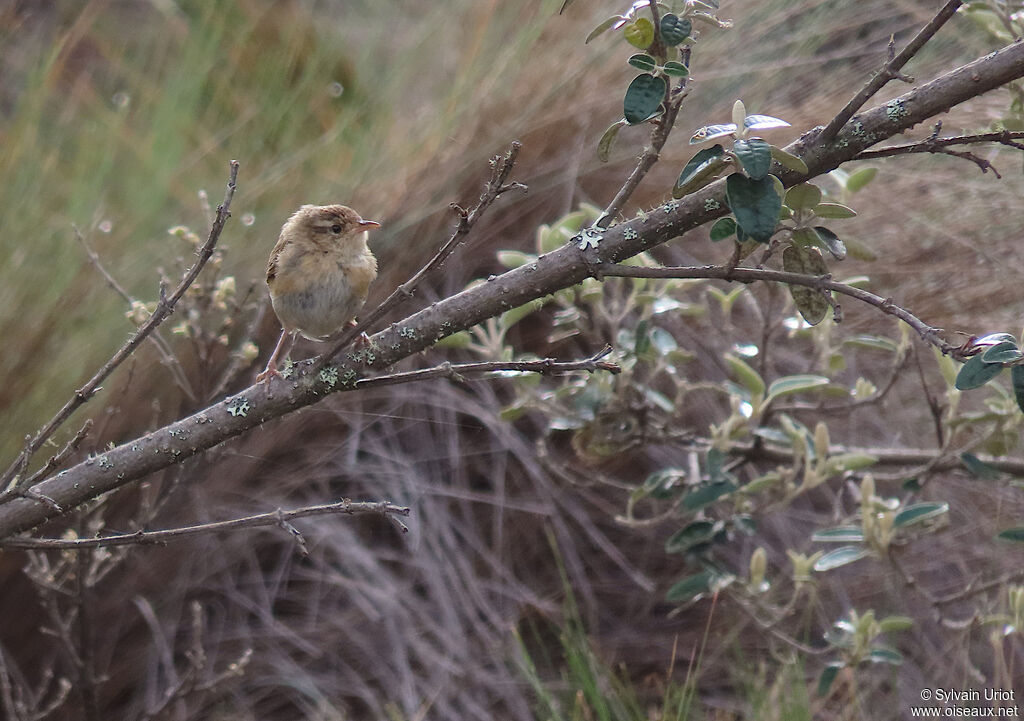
[726,173,782,242]
[627,53,657,71]
[709,217,737,242]
[813,546,871,572]
[623,16,655,49]
[893,502,948,527]
[666,571,713,602]
[683,480,737,511]
[814,202,857,219]
[955,354,1004,390]
[597,120,626,162]
[673,144,727,196]
[869,648,903,665]
[623,73,666,125]
[743,114,790,130]
[767,373,830,400]
[660,13,692,45]
[812,526,865,543]
[813,226,846,260]
[817,663,844,696]
[981,340,1023,363]
[665,520,719,554]
[878,616,915,633]
[997,527,1024,542]
[770,146,809,173]
[726,353,766,397]
[960,452,1003,480]
[690,123,737,144]
[733,138,772,180]
[586,15,625,43]
[662,60,689,77]
[846,166,878,193]
[782,245,831,325]
[785,183,822,211]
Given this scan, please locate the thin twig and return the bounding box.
[313,142,526,372]
[818,0,963,142]
[854,128,1024,176]
[1,499,410,549]
[354,347,621,389]
[76,225,198,403]
[0,161,239,490]
[592,263,963,358]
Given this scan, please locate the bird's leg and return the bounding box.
[256,329,295,382]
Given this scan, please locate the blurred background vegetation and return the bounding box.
[0,0,1021,719]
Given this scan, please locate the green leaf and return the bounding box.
[665,571,714,602]
[501,298,547,330]
[843,335,899,352]
[814,202,857,219]
[434,330,471,349]
[733,138,772,180]
[785,183,822,211]
[665,520,719,554]
[623,16,655,49]
[878,616,915,633]
[627,53,657,71]
[662,61,689,77]
[726,173,782,242]
[868,647,903,665]
[586,15,624,43]
[828,453,878,471]
[725,354,766,397]
[846,167,878,193]
[981,340,1023,363]
[1012,365,1024,413]
[709,217,737,242]
[767,374,830,400]
[673,144,727,197]
[659,13,692,45]
[813,546,871,572]
[706,447,726,481]
[893,502,949,527]
[597,119,626,162]
[814,226,846,260]
[732,100,747,132]
[496,250,535,269]
[954,354,1004,390]
[770,146,808,173]
[998,527,1024,542]
[623,73,666,125]
[683,481,737,511]
[743,114,790,130]
[817,663,844,696]
[812,526,865,543]
[782,245,830,325]
[690,123,737,144]
[960,452,1003,480]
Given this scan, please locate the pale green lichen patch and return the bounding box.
[226,396,250,417]
[319,365,339,387]
[885,99,909,121]
[704,198,721,211]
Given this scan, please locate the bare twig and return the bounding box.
[314,142,526,372]
[854,128,1024,176]
[1,499,411,549]
[77,225,197,403]
[591,263,963,359]
[818,0,963,142]
[354,347,620,389]
[0,161,240,490]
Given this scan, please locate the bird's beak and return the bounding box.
[358,219,381,229]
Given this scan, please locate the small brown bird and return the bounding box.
[257,204,380,381]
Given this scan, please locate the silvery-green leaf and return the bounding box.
[770,146,809,173]
[627,53,657,71]
[597,119,626,162]
[690,123,737,144]
[586,15,626,44]
[744,114,791,130]
[623,73,666,124]
[813,203,857,219]
[662,61,689,77]
[814,226,846,260]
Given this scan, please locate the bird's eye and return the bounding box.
[330,224,342,234]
